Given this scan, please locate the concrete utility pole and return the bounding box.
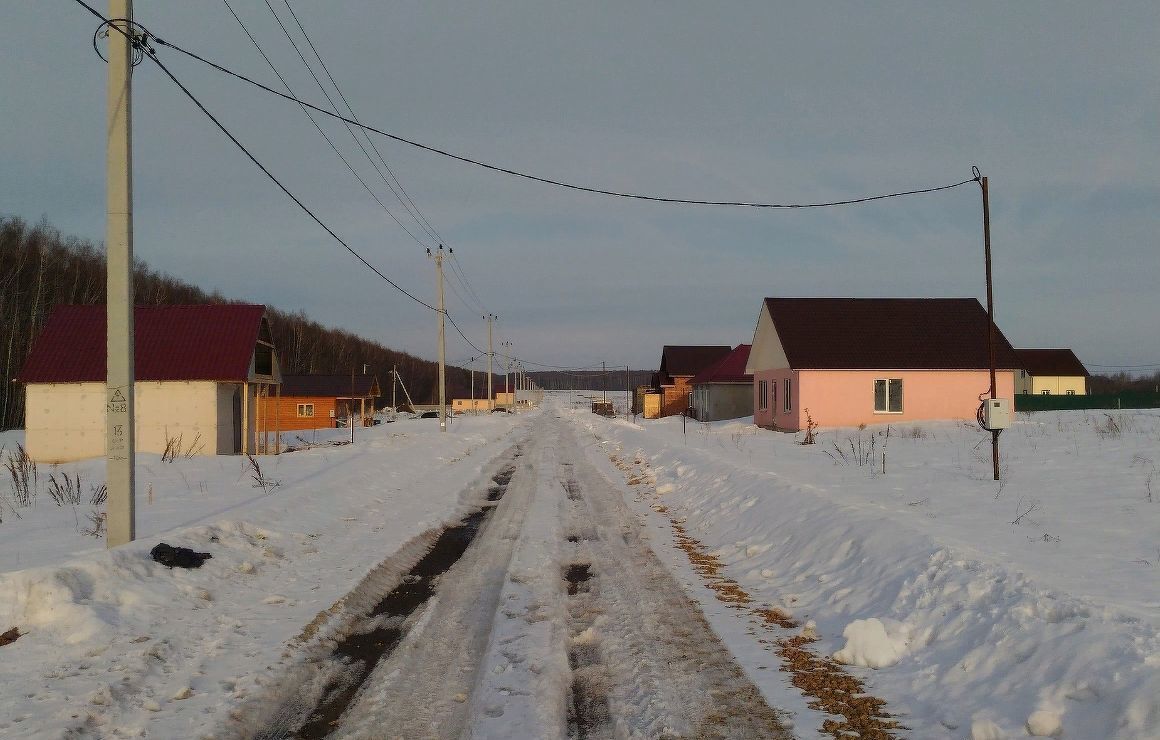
[430,245,447,431]
[391,364,397,411]
[487,314,495,412]
[469,356,475,412]
[106,0,136,548]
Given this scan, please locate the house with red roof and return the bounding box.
[16,304,281,462]
[689,344,753,422]
[650,345,733,418]
[1015,348,1089,396]
[745,298,1021,431]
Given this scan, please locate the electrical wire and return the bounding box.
[139,32,981,208]
[76,1,440,312]
[280,0,444,245]
[220,0,433,249]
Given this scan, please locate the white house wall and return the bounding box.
[745,303,789,374]
[24,381,225,463]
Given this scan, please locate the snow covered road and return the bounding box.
[248,411,789,738]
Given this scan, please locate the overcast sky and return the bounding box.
[2,2,1157,373]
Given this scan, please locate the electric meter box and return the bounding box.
[984,398,1012,429]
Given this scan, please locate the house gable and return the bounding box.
[746,302,790,374]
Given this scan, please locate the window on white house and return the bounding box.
[1041,390,1051,395]
[1066,390,1076,395]
[297,403,314,417]
[874,379,903,413]
[783,379,791,412]
[758,380,768,410]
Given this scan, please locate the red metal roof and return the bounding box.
[763,298,1023,370]
[16,304,269,383]
[1017,348,1089,377]
[690,345,752,385]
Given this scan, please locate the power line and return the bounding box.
[448,252,488,313]
[1085,362,1160,369]
[76,3,441,312]
[260,0,441,247]
[144,33,980,208]
[280,0,444,245]
[220,0,433,249]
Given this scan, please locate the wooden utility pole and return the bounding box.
[980,173,1000,481]
[487,314,495,412]
[430,246,447,431]
[106,0,136,547]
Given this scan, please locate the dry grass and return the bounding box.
[624,453,903,739]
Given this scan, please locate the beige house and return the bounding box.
[17,304,281,463]
[1016,348,1089,395]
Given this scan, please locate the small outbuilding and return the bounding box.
[1016,349,1089,395]
[689,344,753,422]
[17,304,281,462]
[265,374,381,430]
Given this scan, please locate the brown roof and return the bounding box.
[659,345,732,380]
[281,374,381,398]
[17,304,271,384]
[690,345,753,385]
[1017,348,1089,377]
[763,298,1022,370]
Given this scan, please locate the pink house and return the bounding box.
[745,298,1021,431]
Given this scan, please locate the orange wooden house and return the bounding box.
[262,374,381,431]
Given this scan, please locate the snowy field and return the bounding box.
[571,397,1160,738]
[0,412,527,738]
[2,397,1158,738]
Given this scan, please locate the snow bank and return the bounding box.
[578,405,1160,738]
[832,617,909,668]
[0,413,529,738]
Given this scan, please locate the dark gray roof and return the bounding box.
[763,298,1022,370]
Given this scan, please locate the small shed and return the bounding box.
[266,374,382,430]
[689,344,753,422]
[1016,349,1089,395]
[17,304,281,462]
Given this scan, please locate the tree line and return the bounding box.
[0,215,489,429]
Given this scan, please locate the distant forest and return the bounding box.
[0,215,495,429]
[527,369,654,392]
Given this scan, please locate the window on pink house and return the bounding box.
[757,380,768,410]
[783,378,791,412]
[874,379,903,413]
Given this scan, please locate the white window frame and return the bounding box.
[757,380,768,410]
[874,378,904,414]
[1041,390,1051,395]
[783,378,791,412]
[297,403,315,418]
[1065,389,1076,396]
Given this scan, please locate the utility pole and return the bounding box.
[350,366,356,444]
[469,356,475,412]
[487,314,495,412]
[603,361,607,403]
[979,173,1000,481]
[429,245,447,431]
[106,1,136,548]
[392,364,397,411]
[626,365,630,421]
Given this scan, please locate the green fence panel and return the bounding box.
[1014,392,1160,412]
